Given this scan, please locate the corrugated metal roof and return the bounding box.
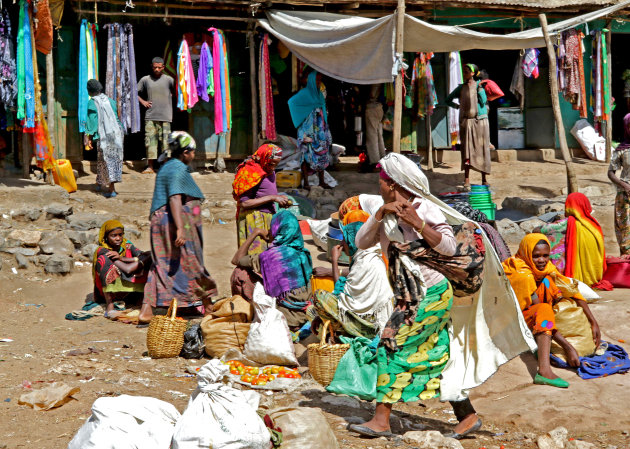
[419,0,622,8]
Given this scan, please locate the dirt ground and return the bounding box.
[1,154,629,449]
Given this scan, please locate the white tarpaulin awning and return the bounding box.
[258,10,395,84]
[258,1,630,83]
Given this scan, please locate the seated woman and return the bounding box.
[230,210,313,329]
[310,210,394,339]
[338,195,384,222]
[93,220,151,318]
[502,234,601,388]
[538,192,607,287]
[232,143,289,256]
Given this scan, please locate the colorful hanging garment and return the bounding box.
[163,41,177,80]
[208,28,232,134]
[78,19,98,133]
[601,30,611,122]
[104,23,140,134]
[176,39,198,111]
[0,10,17,107]
[259,33,276,140]
[17,0,34,130]
[559,29,587,119]
[196,41,212,102]
[522,48,540,79]
[591,31,604,122]
[448,52,463,146]
[410,52,438,119]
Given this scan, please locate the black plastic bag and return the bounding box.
[180,324,205,359]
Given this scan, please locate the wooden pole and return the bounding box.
[46,52,56,151]
[248,31,259,153]
[539,13,579,193]
[392,0,405,154]
[605,22,613,163]
[425,116,433,170]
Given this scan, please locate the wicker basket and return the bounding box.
[146,298,187,359]
[307,321,350,387]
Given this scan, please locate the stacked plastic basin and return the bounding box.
[468,185,496,220]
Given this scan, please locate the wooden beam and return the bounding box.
[248,31,259,153]
[425,116,433,171]
[392,0,405,154]
[539,13,578,193]
[73,9,253,21]
[605,21,613,163]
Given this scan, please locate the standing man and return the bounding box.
[365,84,386,168]
[138,57,175,174]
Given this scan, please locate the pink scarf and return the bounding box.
[208,28,224,134]
[260,34,276,140]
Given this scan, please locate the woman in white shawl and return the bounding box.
[310,210,393,339]
[348,153,536,440]
[85,79,124,198]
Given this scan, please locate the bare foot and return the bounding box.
[138,303,154,323]
[453,413,480,435]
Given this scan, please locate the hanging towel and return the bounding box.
[78,19,99,133]
[126,24,141,134]
[208,28,232,134]
[176,39,198,111]
[0,10,17,107]
[447,52,462,146]
[196,42,212,102]
[522,48,539,79]
[21,0,35,130]
[510,55,525,111]
[259,33,276,140]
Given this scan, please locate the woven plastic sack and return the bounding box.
[326,336,377,401]
[171,360,269,449]
[551,298,596,361]
[269,407,339,449]
[243,283,298,366]
[201,295,253,358]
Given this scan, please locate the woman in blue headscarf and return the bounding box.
[288,71,333,190]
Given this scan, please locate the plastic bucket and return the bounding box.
[476,205,496,221]
[328,224,344,241]
[471,184,489,191]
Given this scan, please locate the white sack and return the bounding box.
[307,218,331,251]
[571,119,606,162]
[171,360,269,449]
[244,283,298,366]
[577,279,602,301]
[67,395,180,449]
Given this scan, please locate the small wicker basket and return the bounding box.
[307,320,350,387]
[146,298,187,359]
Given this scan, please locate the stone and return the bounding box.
[39,232,75,256]
[566,440,597,449]
[403,431,464,449]
[14,252,29,269]
[12,207,42,221]
[37,255,51,265]
[518,218,546,234]
[213,200,233,208]
[45,203,73,219]
[1,247,39,256]
[548,427,569,447]
[201,209,212,220]
[124,226,141,240]
[501,197,565,216]
[316,204,338,220]
[307,185,325,199]
[82,244,99,257]
[0,256,2,271]
[8,230,42,247]
[66,212,113,231]
[45,255,73,274]
[320,395,361,409]
[496,218,526,248]
[561,184,614,197]
[64,230,90,248]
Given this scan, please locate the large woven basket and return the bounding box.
[307,321,350,387]
[146,298,187,359]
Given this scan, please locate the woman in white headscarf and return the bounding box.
[348,153,536,440]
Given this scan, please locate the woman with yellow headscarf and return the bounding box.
[93,220,151,318]
[503,234,601,388]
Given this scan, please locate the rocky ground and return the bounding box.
[0,154,629,449]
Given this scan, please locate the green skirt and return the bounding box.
[376,279,453,403]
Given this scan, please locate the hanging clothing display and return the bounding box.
[34,0,53,55]
[78,19,99,133]
[17,0,35,130]
[410,52,437,119]
[522,48,540,79]
[0,10,17,107]
[176,38,198,111]
[259,33,276,141]
[510,54,525,111]
[447,52,462,146]
[558,29,587,119]
[208,27,232,134]
[104,23,141,134]
[196,42,213,102]
[163,41,177,80]
[591,30,611,124]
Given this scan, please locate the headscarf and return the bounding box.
[564,192,606,286]
[158,130,196,163]
[259,210,313,300]
[341,210,370,257]
[376,152,538,400]
[288,71,327,129]
[232,143,282,200]
[502,234,583,310]
[338,196,362,222]
[92,220,126,278]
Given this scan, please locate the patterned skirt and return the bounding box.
[96,141,123,187]
[614,191,630,256]
[310,289,379,339]
[144,200,217,309]
[237,209,273,256]
[376,279,453,404]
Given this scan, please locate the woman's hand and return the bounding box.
[274,195,291,208]
[591,321,602,349]
[331,244,343,262]
[257,228,272,242]
[106,250,120,261]
[313,266,333,278]
[376,201,404,221]
[175,228,186,247]
[564,344,581,368]
[396,202,423,230]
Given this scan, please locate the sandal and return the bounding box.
[142,167,155,175]
[534,373,569,388]
[347,424,393,439]
[443,418,482,440]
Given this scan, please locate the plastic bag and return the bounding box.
[269,407,339,449]
[180,324,205,359]
[326,336,377,401]
[18,382,79,411]
[551,298,597,360]
[67,395,181,449]
[171,360,270,449]
[306,218,331,251]
[243,283,298,366]
[570,119,606,162]
[201,296,253,358]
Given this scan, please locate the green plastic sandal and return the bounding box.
[534,373,569,388]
